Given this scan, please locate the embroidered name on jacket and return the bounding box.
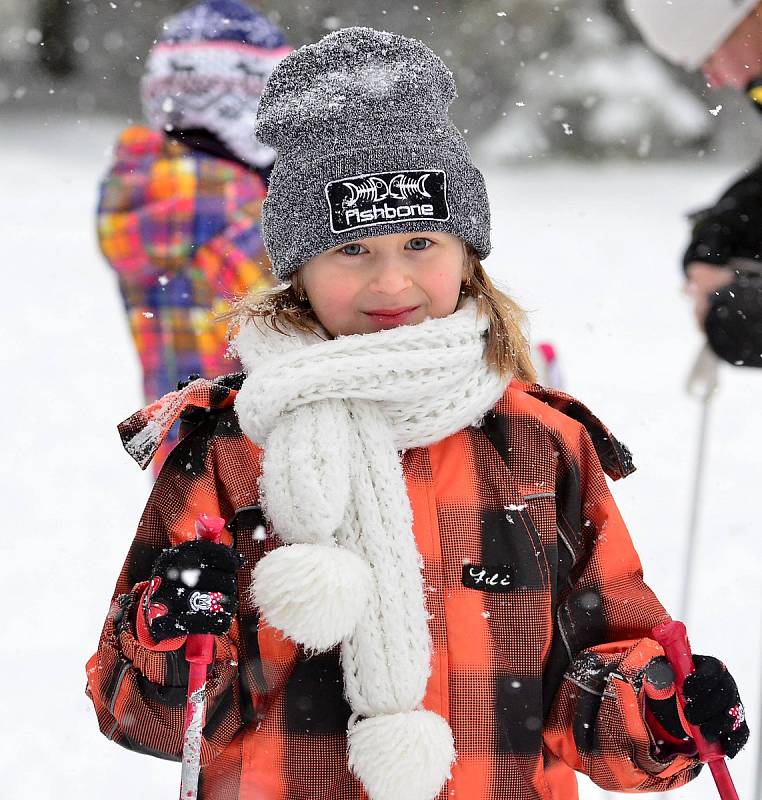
[325,169,450,233]
[462,563,515,592]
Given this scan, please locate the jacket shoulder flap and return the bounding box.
[503,382,635,481]
[118,373,244,470]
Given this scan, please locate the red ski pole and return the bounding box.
[652,621,740,800]
[179,514,227,800]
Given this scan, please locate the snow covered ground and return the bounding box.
[0,113,759,799]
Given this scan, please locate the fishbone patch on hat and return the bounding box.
[255,26,491,278]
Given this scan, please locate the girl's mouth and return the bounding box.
[364,306,420,328]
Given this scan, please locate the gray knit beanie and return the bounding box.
[255,27,491,279]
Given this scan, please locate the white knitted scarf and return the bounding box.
[233,301,507,800]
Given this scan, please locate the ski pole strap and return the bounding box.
[652,621,740,800]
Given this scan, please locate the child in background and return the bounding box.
[87,27,748,800]
[97,0,291,470]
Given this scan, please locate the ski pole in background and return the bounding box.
[680,345,719,621]
[531,341,563,389]
[653,621,740,800]
[179,514,227,800]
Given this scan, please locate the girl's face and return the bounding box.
[702,9,762,90]
[297,231,467,337]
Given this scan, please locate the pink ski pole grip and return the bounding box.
[652,621,740,800]
[194,513,226,544]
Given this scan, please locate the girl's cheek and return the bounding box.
[323,284,360,317]
[336,279,361,303]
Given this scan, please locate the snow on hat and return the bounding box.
[627,0,759,69]
[141,0,291,167]
[255,26,491,279]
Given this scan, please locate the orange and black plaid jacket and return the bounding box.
[86,375,701,799]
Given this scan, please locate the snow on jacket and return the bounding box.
[86,375,700,799]
[97,126,275,466]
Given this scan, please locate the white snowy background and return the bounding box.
[0,113,759,799]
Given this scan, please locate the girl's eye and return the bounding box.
[406,237,432,251]
[340,243,366,256]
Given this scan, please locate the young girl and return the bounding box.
[87,27,748,800]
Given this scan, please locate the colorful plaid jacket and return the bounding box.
[86,376,700,799]
[97,126,275,469]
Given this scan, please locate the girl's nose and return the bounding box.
[369,258,413,294]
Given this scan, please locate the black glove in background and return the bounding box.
[705,277,762,367]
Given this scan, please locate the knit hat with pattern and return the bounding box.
[255,26,491,279]
[141,0,291,168]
